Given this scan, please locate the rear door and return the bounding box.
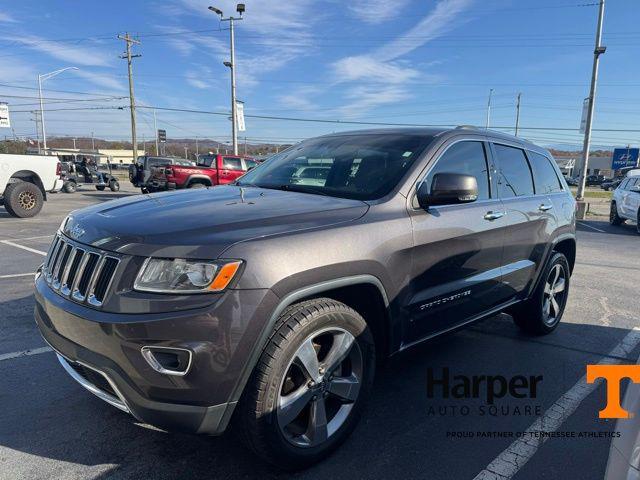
[492,143,555,302]
[406,138,507,343]
[219,156,245,184]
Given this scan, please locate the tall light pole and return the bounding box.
[576,0,606,215]
[485,88,494,130]
[38,66,78,153]
[209,4,245,155]
[118,33,141,163]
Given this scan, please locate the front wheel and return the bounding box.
[610,202,623,226]
[509,252,570,335]
[95,185,106,191]
[236,298,375,470]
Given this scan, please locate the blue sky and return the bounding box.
[1,0,639,149]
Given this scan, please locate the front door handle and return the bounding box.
[484,211,505,221]
[538,204,553,212]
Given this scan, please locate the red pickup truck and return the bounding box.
[150,154,258,190]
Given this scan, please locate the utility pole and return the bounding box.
[184,146,188,159]
[195,137,199,157]
[119,33,141,164]
[515,93,522,137]
[31,111,41,154]
[72,137,76,150]
[576,0,606,217]
[91,131,95,150]
[485,88,493,130]
[210,4,245,155]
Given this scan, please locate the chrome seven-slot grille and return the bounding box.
[43,234,120,308]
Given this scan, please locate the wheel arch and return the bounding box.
[553,235,576,274]
[219,275,391,432]
[9,170,47,200]
[186,175,212,187]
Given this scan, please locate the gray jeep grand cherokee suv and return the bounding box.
[35,127,576,469]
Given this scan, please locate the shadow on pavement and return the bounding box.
[1,315,637,480]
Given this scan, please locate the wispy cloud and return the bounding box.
[4,34,113,67]
[71,70,125,92]
[0,11,18,23]
[347,0,411,25]
[331,0,475,114]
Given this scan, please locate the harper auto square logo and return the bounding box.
[587,365,640,419]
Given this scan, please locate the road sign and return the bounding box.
[0,103,10,128]
[612,148,640,170]
[236,101,245,132]
[579,97,589,134]
[157,129,166,143]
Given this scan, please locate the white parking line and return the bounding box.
[0,346,53,362]
[0,273,34,279]
[578,221,606,233]
[0,240,47,256]
[473,326,640,479]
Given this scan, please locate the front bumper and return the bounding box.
[34,274,279,435]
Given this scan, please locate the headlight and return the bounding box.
[134,258,242,293]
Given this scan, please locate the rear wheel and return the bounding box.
[109,180,120,192]
[510,252,570,335]
[610,201,623,225]
[95,185,106,191]
[3,181,44,218]
[62,181,77,193]
[236,298,375,470]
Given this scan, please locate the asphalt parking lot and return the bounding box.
[1,187,639,480]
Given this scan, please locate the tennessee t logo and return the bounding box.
[586,365,640,419]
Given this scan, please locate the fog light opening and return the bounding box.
[141,346,193,377]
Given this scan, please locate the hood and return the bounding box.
[63,185,369,258]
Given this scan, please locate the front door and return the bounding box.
[405,139,506,345]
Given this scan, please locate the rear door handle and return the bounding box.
[484,211,505,221]
[538,204,553,212]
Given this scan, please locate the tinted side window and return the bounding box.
[424,141,490,201]
[223,157,243,170]
[494,144,534,198]
[528,152,563,194]
[619,179,629,190]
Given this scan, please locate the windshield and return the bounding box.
[236,134,432,200]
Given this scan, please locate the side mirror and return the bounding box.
[417,173,479,208]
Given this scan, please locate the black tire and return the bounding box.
[141,187,150,194]
[62,181,77,193]
[188,182,206,189]
[610,201,623,226]
[236,298,375,470]
[3,181,44,218]
[637,211,640,235]
[109,180,120,192]
[95,185,106,191]
[510,252,570,335]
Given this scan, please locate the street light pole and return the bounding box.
[38,66,78,153]
[576,0,606,212]
[153,109,159,155]
[210,4,244,156]
[485,88,494,130]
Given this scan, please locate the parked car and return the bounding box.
[149,154,257,190]
[601,176,624,191]
[35,127,576,469]
[566,176,580,186]
[586,174,607,186]
[0,153,63,217]
[60,158,120,193]
[129,155,194,193]
[610,174,640,233]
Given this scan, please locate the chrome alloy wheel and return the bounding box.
[18,190,37,210]
[542,264,567,325]
[277,327,363,448]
